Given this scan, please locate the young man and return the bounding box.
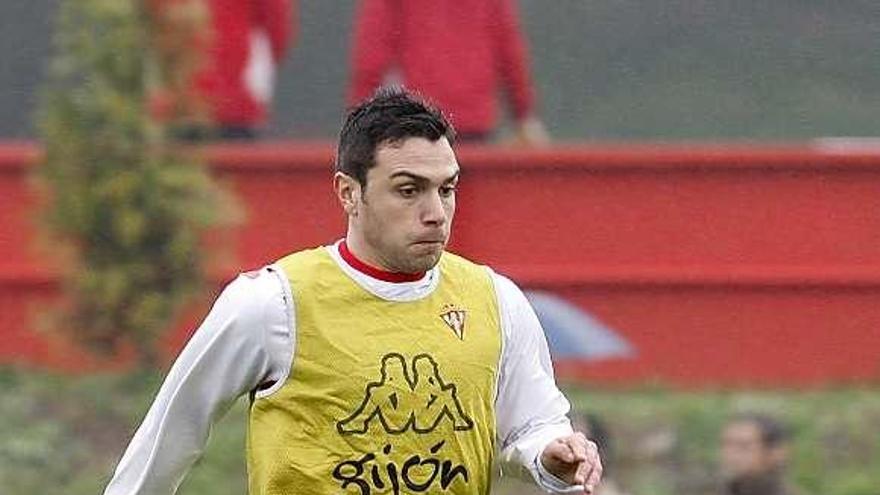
[103,89,600,494]
[348,0,549,144]
[720,413,804,495]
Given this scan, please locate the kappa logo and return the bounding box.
[337,353,474,435]
[439,304,467,340]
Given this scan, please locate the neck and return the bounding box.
[339,239,425,283]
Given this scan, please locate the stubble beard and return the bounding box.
[392,243,444,273]
[361,228,446,274]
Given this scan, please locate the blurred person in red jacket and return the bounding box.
[348,0,549,145]
[150,0,295,141]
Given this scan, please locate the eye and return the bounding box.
[439,185,457,197]
[398,186,418,198]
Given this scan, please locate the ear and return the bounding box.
[334,172,361,217]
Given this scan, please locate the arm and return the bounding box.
[255,0,295,62]
[348,0,398,105]
[103,268,291,495]
[493,0,549,145]
[493,0,536,121]
[492,272,601,494]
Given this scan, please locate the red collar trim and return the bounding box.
[338,241,426,283]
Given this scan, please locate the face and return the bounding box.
[337,136,459,273]
[720,421,783,480]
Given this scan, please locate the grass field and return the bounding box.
[2,367,878,495]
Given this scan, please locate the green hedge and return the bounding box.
[37,0,233,368]
[2,368,878,495]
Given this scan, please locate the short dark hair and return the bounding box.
[335,87,456,186]
[730,413,790,448]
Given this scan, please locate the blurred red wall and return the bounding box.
[2,141,879,386]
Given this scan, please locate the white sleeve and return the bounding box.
[103,267,292,495]
[492,271,583,494]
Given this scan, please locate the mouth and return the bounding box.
[410,239,446,250]
[412,239,445,246]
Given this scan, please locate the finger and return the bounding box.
[567,433,588,462]
[585,464,602,494]
[584,445,603,493]
[584,439,601,466]
[549,439,573,463]
[579,440,601,491]
[546,439,575,464]
[574,457,589,486]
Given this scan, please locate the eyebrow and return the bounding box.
[389,170,460,184]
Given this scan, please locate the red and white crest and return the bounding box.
[439,305,467,340]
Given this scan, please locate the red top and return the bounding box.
[338,241,426,283]
[348,0,537,135]
[194,0,295,126]
[150,0,295,127]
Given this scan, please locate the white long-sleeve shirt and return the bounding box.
[104,243,581,494]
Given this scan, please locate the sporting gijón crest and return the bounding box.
[439,304,467,340]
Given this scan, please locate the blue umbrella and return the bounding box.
[525,290,635,361]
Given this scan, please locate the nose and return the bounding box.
[420,190,447,226]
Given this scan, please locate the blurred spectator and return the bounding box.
[720,413,805,495]
[348,0,548,145]
[152,0,296,141]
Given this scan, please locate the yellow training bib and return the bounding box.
[247,247,502,494]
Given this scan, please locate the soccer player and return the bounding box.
[103,88,601,494]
